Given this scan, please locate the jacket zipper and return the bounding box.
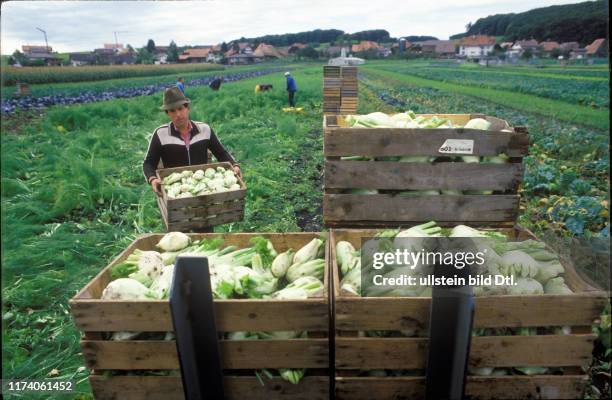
[186,144,191,165]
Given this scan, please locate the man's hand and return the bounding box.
[233,165,242,178]
[150,178,162,195]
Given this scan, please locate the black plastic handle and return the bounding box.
[169,255,224,400]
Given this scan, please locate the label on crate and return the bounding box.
[438,139,474,155]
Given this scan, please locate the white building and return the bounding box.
[457,35,496,58]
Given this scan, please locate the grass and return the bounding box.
[362,63,610,130]
[1,59,609,399]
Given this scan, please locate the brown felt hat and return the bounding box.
[160,87,191,110]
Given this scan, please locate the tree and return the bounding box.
[136,47,154,64]
[146,39,156,53]
[11,50,28,66]
[232,42,240,52]
[296,46,319,59]
[521,48,533,60]
[221,42,228,52]
[126,44,135,53]
[465,22,473,31]
[167,40,179,62]
[549,48,561,59]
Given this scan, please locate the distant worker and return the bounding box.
[209,77,223,91]
[143,87,241,198]
[285,71,297,107]
[175,77,185,94]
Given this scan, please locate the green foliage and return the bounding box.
[451,0,609,45]
[146,39,156,54]
[239,29,344,47]
[135,48,154,64]
[166,40,179,63]
[296,46,319,60]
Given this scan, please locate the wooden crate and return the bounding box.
[69,232,330,400]
[323,66,358,115]
[155,162,246,232]
[323,114,530,228]
[329,228,608,400]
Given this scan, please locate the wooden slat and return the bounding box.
[324,194,519,223]
[325,220,516,229]
[82,339,329,370]
[71,298,328,332]
[89,375,329,400]
[335,335,595,369]
[167,199,245,220]
[334,295,608,330]
[157,194,170,230]
[165,187,246,209]
[167,209,244,231]
[324,129,529,157]
[335,376,587,400]
[325,160,524,190]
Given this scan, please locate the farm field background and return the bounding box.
[1,60,610,398]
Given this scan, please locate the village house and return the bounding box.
[21,45,61,66]
[351,40,381,53]
[288,43,306,54]
[416,40,456,58]
[560,41,580,52]
[153,46,169,64]
[539,41,560,55]
[507,39,540,58]
[225,42,254,57]
[178,48,212,63]
[585,38,608,57]
[457,35,496,58]
[68,52,96,66]
[252,43,285,60]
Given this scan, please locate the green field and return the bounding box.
[1,60,610,398]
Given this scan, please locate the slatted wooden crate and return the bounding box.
[323,114,530,228]
[323,66,358,115]
[329,228,608,400]
[69,232,331,400]
[155,162,246,232]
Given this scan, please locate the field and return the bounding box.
[1,63,223,86]
[1,60,610,398]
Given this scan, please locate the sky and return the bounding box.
[1,0,584,54]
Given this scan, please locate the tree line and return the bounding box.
[451,0,609,46]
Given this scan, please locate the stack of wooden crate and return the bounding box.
[323,66,358,115]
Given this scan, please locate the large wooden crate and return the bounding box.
[323,114,530,228]
[330,228,608,400]
[69,232,330,400]
[156,162,246,232]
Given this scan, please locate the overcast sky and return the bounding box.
[1,0,583,54]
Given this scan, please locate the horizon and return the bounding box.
[0,0,584,55]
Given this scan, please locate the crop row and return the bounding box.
[2,63,223,86]
[1,69,283,113]
[381,63,610,109]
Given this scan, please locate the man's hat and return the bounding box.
[160,87,190,110]
[284,71,290,76]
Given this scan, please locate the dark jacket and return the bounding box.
[286,76,297,92]
[143,120,237,183]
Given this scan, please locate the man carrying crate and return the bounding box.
[143,87,241,196]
